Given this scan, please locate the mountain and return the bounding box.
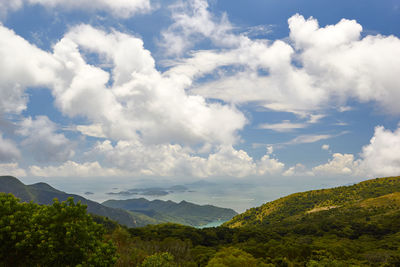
[102,198,238,226]
[0,176,143,227]
[224,176,400,228]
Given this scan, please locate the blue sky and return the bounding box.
[1,0,400,192]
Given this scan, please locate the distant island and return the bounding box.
[106,185,190,197]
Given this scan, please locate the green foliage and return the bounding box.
[140,252,177,267]
[190,246,216,266]
[0,193,116,266]
[206,247,271,267]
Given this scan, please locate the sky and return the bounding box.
[0,0,400,209]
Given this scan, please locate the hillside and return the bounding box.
[126,176,400,266]
[103,198,237,226]
[0,176,143,227]
[224,176,400,228]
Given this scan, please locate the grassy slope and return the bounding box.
[224,176,400,228]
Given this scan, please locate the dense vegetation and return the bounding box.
[103,198,237,227]
[2,176,400,266]
[112,176,400,266]
[0,193,116,266]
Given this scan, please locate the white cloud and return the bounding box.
[160,0,237,56]
[283,163,313,177]
[51,24,246,146]
[312,153,358,176]
[0,22,246,147]
[257,154,285,175]
[17,116,75,163]
[285,134,334,145]
[358,126,400,177]
[258,120,307,132]
[75,124,106,138]
[284,125,400,178]
[177,12,400,116]
[0,25,59,114]
[0,133,20,162]
[0,0,151,19]
[0,163,26,177]
[321,144,330,151]
[289,14,400,114]
[0,22,248,177]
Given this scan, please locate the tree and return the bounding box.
[140,252,177,267]
[206,247,272,267]
[0,193,117,266]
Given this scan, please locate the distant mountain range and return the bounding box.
[103,198,237,226]
[0,176,236,227]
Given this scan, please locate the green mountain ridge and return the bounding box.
[224,176,400,228]
[103,198,237,226]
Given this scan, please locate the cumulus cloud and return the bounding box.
[313,153,358,176]
[294,125,400,178]
[0,133,20,162]
[0,22,246,147]
[0,25,59,114]
[51,24,246,146]
[17,116,75,163]
[89,140,284,177]
[0,21,248,177]
[170,10,400,116]
[290,14,400,114]
[0,0,151,19]
[257,154,285,175]
[358,126,400,177]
